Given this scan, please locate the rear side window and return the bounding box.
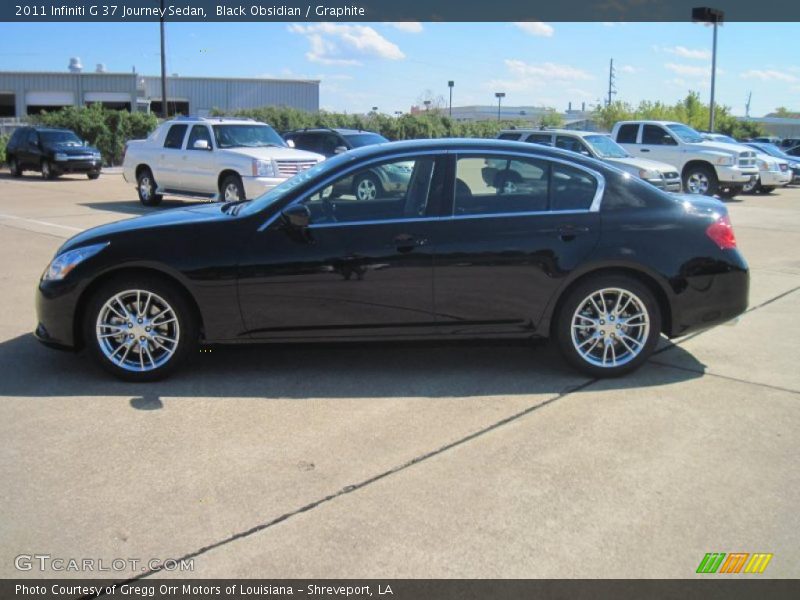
[455,156,550,215]
[551,164,598,211]
[163,124,188,149]
[524,133,552,145]
[498,132,522,141]
[616,124,638,144]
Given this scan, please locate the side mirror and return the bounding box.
[333,146,348,155]
[663,135,676,146]
[281,204,311,229]
[285,139,296,148]
[193,139,210,150]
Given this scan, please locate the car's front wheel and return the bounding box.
[555,275,662,378]
[137,167,163,206]
[353,173,382,201]
[41,160,57,180]
[683,165,718,196]
[87,171,100,180]
[220,174,245,202]
[84,276,197,381]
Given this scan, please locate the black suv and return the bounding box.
[283,128,388,157]
[6,126,102,180]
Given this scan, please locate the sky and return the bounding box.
[1,21,798,116]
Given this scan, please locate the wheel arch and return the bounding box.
[218,169,243,193]
[681,159,716,179]
[73,266,205,350]
[135,164,153,180]
[544,265,673,339]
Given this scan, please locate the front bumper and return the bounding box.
[35,278,83,350]
[648,177,682,193]
[717,165,759,184]
[53,158,102,174]
[242,175,286,199]
[759,170,792,187]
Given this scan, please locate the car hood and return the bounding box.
[606,156,679,173]
[698,140,753,156]
[221,146,323,161]
[59,203,228,254]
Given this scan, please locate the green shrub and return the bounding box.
[30,104,159,166]
[0,133,8,164]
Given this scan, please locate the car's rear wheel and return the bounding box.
[87,171,100,180]
[683,165,718,196]
[137,167,163,206]
[84,276,197,381]
[220,174,245,202]
[555,275,662,378]
[41,160,56,180]
[8,156,22,177]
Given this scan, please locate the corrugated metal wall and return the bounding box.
[0,72,319,116]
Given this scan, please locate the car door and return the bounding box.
[156,123,189,190]
[638,124,681,165]
[181,124,217,194]
[23,129,43,169]
[237,153,447,338]
[432,153,601,334]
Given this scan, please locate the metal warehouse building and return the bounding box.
[0,68,319,117]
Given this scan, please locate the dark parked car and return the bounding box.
[283,128,405,201]
[778,137,800,150]
[785,145,800,158]
[35,139,749,381]
[744,142,800,184]
[6,126,102,179]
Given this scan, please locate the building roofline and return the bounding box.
[0,70,319,84]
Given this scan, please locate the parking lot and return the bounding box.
[0,170,798,579]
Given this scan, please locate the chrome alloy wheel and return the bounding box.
[223,182,241,201]
[570,288,650,368]
[356,178,378,201]
[95,289,180,372]
[686,171,710,194]
[139,175,153,201]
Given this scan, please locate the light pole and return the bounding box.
[692,7,724,132]
[448,80,454,118]
[423,100,431,112]
[495,92,505,122]
[159,0,167,118]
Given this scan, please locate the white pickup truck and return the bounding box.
[611,120,758,198]
[123,116,324,206]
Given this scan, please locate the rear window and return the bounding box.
[498,132,522,141]
[616,124,639,144]
[551,164,598,211]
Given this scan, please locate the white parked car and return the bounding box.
[702,133,791,194]
[611,120,759,198]
[122,117,324,206]
[498,128,682,192]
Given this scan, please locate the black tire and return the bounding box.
[87,171,100,180]
[760,186,776,194]
[8,156,22,177]
[83,275,198,381]
[136,167,163,206]
[554,274,662,378]
[742,178,759,194]
[41,160,57,180]
[682,164,718,196]
[353,173,382,201]
[718,185,742,199]
[220,174,245,202]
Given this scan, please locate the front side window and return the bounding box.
[455,156,550,215]
[302,157,438,225]
[642,125,676,146]
[163,124,187,149]
[187,125,212,150]
[555,136,589,155]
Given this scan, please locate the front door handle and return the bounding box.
[640,148,650,152]
[558,225,589,241]
[394,234,427,253]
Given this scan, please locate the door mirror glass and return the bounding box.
[281,204,311,229]
[193,139,210,150]
[333,145,348,155]
[286,138,296,148]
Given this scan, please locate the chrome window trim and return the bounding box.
[259,147,606,230]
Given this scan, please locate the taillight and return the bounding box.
[706,215,737,249]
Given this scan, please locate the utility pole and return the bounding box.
[745,91,752,119]
[448,80,454,118]
[495,92,505,122]
[607,58,616,106]
[159,0,168,118]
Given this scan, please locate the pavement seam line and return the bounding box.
[0,212,83,231]
[650,359,800,396]
[81,378,596,595]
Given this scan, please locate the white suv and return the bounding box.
[123,117,324,206]
[611,120,758,198]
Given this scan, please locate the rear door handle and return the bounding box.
[640,148,650,153]
[394,234,427,253]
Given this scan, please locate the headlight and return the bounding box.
[42,242,109,281]
[92,152,102,159]
[715,155,735,166]
[54,152,68,161]
[638,168,659,179]
[252,159,276,177]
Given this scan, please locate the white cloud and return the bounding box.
[618,64,640,74]
[505,59,593,81]
[288,24,405,66]
[387,22,423,33]
[662,45,711,60]
[514,22,554,37]
[740,69,798,83]
[664,62,714,77]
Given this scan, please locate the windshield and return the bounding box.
[41,131,83,146]
[751,143,784,159]
[666,123,705,143]
[344,133,388,148]
[584,135,629,158]
[212,124,286,149]
[239,154,349,216]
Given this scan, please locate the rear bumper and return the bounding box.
[667,252,749,337]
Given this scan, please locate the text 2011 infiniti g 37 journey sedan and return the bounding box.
[35,139,749,381]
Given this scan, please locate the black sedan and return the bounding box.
[35,139,749,381]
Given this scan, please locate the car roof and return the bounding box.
[167,116,271,126]
[26,127,74,133]
[501,129,607,138]
[285,127,380,135]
